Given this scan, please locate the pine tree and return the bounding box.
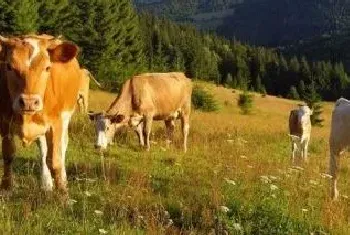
[287,86,300,100]
[4,0,39,34]
[37,0,70,35]
[304,82,324,127]
[68,0,145,88]
[238,90,254,115]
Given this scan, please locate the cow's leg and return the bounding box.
[47,112,72,193]
[134,122,144,147]
[291,142,296,164]
[181,114,190,153]
[164,120,175,148]
[330,147,341,200]
[83,93,88,113]
[143,115,153,151]
[303,139,310,162]
[36,135,53,191]
[1,135,15,190]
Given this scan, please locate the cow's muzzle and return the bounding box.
[13,94,43,114]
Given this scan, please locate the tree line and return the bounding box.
[0,0,348,103]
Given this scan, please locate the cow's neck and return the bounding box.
[106,82,133,117]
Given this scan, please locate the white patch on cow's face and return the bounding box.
[298,105,312,125]
[94,115,119,150]
[5,37,52,114]
[24,38,41,67]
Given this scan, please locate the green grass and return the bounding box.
[0,84,347,234]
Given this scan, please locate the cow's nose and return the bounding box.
[15,94,43,113]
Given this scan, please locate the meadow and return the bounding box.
[0,81,349,234]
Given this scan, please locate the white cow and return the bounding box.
[329,98,350,199]
[288,104,313,163]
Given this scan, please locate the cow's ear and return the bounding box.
[110,115,125,123]
[49,42,78,63]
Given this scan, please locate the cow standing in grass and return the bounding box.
[89,72,192,152]
[0,34,82,195]
[77,68,101,113]
[329,98,350,199]
[288,105,313,163]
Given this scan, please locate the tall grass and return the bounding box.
[0,82,347,234]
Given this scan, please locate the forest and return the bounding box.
[0,0,348,103]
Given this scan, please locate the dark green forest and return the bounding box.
[0,0,348,102]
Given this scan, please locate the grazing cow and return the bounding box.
[77,68,101,113]
[329,98,350,199]
[0,34,82,194]
[89,72,192,152]
[288,104,313,163]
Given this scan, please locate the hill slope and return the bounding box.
[134,0,350,46]
[2,82,350,234]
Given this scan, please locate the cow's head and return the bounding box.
[0,35,78,115]
[297,104,313,124]
[88,112,127,151]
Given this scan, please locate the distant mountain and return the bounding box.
[134,0,350,46]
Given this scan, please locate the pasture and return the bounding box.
[0,81,348,234]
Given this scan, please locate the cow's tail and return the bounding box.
[86,70,102,88]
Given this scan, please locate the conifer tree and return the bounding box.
[4,0,39,34]
[37,0,70,35]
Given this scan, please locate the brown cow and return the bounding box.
[89,72,192,152]
[288,104,313,163]
[77,68,101,113]
[0,34,82,194]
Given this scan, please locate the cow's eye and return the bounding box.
[45,66,51,72]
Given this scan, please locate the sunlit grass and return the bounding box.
[0,82,348,234]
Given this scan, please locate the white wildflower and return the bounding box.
[232,223,242,231]
[98,229,108,234]
[240,155,247,159]
[301,208,308,212]
[94,210,103,216]
[292,166,304,171]
[320,173,333,179]
[271,194,277,199]
[260,175,271,184]
[269,175,278,181]
[220,206,230,213]
[84,191,92,197]
[270,184,279,191]
[225,178,236,186]
[67,199,77,206]
[309,180,318,186]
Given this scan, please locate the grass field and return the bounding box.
[0,81,349,234]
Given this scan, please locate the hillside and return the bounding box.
[134,0,350,46]
[3,83,350,234]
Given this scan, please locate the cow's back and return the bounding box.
[289,110,302,137]
[131,73,192,118]
[330,102,350,148]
